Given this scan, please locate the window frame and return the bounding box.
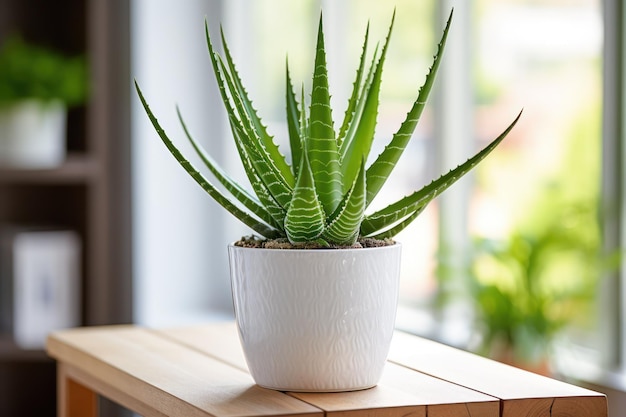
[131,1,625,383]
[601,0,625,372]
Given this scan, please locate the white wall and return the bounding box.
[131,0,236,326]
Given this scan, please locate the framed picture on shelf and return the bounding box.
[0,226,81,349]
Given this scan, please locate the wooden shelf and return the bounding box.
[0,1,132,416]
[0,153,98,185]
[46,323,609,417]
[0,335,51,362]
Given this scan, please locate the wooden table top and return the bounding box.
[46,322,607,417]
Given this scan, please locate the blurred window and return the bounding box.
[220,0,607,367]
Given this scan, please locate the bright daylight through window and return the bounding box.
[222,0,605,373]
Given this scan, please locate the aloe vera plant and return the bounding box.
[135,10,521,247]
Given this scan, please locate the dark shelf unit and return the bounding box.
[0,335,51,361]
[0,154,99,184]
[0,1,132,416]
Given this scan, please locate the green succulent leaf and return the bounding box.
[339,42,379,165]
[322,159,367,245]
[308,14,343,216]
[217,54,295,209]
[285,150,326,243]
[206,22,294,211]
[229,119,288,225]
[300,84,308,133]
[177,106,282,229]
[361,110,523,237]
[138,9,521,246]
[367,204,426,240]
[204,21,284,217]
[286,60,302,177]
[219,27,295,187]
[135,81,282,239]
[204,22,245,137]
[366,9,452,207]
[340,11,395,195]
[337,22,370,148]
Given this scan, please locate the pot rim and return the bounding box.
[228,241,401,253]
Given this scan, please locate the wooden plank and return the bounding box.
[49,323,607,417]
[158,322,249,372]
[160,323,499,416]
[291,362,499,417]
[47,325,322,417]
[388,331,608,417]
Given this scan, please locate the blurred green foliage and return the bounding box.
[468,98,617,364]
[0,36,88,107]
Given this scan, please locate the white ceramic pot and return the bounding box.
[228,243,402,392]
[0,99,67,168]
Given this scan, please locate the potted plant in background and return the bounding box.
[136,9,521,392]
[469,232,583,376]
[0,36,87,168]
[467,106,616,375]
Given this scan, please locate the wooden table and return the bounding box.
[46,322,607,417]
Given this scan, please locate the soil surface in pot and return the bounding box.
[235,235,396,249]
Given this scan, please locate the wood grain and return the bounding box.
[160,323,499,417]
[290,362,499,417]
[47,326,321,417]
[47,323,609,417]
[389,331,608,417]
[157,322,250,372]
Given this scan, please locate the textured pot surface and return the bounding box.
[228,243,402,392]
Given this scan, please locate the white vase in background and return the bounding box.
[0,99,67,168]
